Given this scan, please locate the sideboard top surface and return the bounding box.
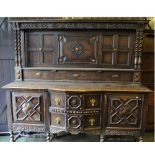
[2,81,152,92]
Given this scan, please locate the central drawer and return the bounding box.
[24,70,133,82]
[49,91,102,133]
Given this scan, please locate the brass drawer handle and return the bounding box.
[54,98,61,106]
[90,98,96,107]
[112,74,119,78]
[55,117,61,125]
[89,118,95,126]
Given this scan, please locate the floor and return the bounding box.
[0,132,154,142]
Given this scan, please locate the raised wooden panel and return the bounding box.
[116,52,129,65]
[59,33,97,64]
[29,51,39,64]
[102,35,114,49]
[100,33,133,67]
[28,33,41,49]
[118,35,130,49]
[102,52,113,64]
[27,32,57,67]
[12,91,45,123]
[107,94,144,128]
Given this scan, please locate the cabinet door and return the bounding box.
[26,31,58,67]
[100,32,134,68]
[12,91,45,123]
[106,93,144,128]
[58,32,98,64]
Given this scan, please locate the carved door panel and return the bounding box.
[26,31,58,67]
[58,32,98,64]
[106,93,144,128]
[100,32,133,68]
[12,91,45,124]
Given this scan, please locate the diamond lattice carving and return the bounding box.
[15,96,41,121]
[109,98,139,125]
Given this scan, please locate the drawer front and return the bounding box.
[67,115,82,130]
[106,93,144,128]
[83,114,101,129]
[66,93,83,110]
[12,91,45,123]
[84,94,102,110]
[51,113,66,128]
[58,32,98,64]
[50,92,66,109]
[24,70,133,82]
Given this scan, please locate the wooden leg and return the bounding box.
[46,132,50,142]
[138,136,143,142]
[10,131,14,142]
[100,134,105,142]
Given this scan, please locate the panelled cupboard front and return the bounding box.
[3,18,151,142]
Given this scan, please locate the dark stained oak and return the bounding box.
[2,18,152,142]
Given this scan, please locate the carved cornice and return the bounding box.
[11,22,143,30]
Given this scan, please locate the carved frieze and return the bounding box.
[17,22,140,30]
[13,125,46,132]
[104,129,140,136]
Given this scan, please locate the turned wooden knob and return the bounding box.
[35,72,41,76]
[112,74,119,78]
[92,59,96,63]
[73,73,79,77]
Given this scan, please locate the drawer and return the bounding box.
[51,113,66,128]
[84,93,102,110]
[50,92,66,109]
[66,93,83,110]
[67,115,82,130]
[84,114,101,129]
[24,70,133,82]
